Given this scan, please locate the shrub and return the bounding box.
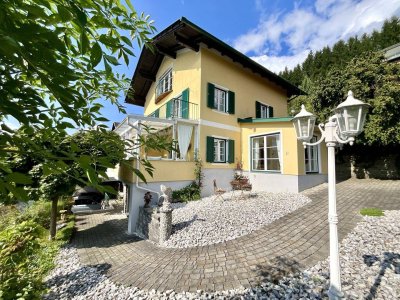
[0,205,19,232]
[172,182,201,202]
[0,221,49,299]
[16,197,72,229]
[360,208,384,216]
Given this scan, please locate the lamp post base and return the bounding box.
[328,286,345,300]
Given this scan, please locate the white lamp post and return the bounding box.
[292,91,369,300]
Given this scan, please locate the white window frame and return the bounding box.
[173,95,182,118]
[213,138,226,163]
[259,102,271,118]
[156,69,172,97]
[250,133,281,172]
[214,86,228,113]
[305,136,320,173]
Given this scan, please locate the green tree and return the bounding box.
[0,0,157,199]
[309,52,400,146]
[4,129,125,239]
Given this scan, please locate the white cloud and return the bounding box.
[233,0,400,73]
[250,50,309,74]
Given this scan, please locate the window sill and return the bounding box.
[212,109,230,115]
[250,170,282,174]
[155,90,172,103]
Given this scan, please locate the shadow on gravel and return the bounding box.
[256,256,303,284]
[172,214,205,233]
[44,263,111,299]
[364,252,400,299]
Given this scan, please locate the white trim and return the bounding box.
[318,140,322,174]
[199,119,240,132]
[248,130,283,174]
[256,100,271,107]
[214,83,230,91]
[211,134,229,139]
[211,109,230,116]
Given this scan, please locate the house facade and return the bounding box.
[109,18,327,233]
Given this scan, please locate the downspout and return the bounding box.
[134,121,161,200]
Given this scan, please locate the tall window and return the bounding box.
[214,87,227,112]
[214,138,226,162]
[251,134,281,171]
[305,136,319,173]
[156,69,172,97]
[173,95,182,118]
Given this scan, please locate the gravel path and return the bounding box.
[44,210,400,299]
[163,192,311,248]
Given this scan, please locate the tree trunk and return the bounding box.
[49,197,58,240]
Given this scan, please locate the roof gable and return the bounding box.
[126,17,304,106]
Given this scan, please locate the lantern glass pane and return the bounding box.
[301,118,309,137]
[308,117,316,139]
[346,106,359,132]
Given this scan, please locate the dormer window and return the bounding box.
[156,69,172,101]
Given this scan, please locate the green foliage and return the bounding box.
[0,221,48,299]
[0,0,157,199]
[172,182,201,202]
[307,52,400,146]
[55,215,75,242]
[194,153,204,187]
[360,208,384,217]
[281,17,400,85]
[0,202,75,299]
[17,200,52,229]
[0,205,19,231]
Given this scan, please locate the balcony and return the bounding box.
[148,98,199,121]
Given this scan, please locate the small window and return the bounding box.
[214,138,226,162]
[206,136,234,163]
[256,101,273,118]
[156,69,172,98]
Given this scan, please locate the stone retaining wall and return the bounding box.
[135,206,160,243]
[336,154,400,180]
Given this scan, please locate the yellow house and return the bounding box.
[111,18,327,232]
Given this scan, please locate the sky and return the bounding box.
[103,0,400,128]
[5,0,400,130]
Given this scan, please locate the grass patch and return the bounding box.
[360,208,384,217]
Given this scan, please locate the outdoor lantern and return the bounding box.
[334,91,369,138]
[292,104,316,142]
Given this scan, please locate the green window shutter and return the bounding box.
[206,136,214,162]
[255,101,261,118]
[207,83,215,109]
[166,100,172,118]
[154,109,159,118]
[228,91,235,114]
[228,139,235,163]
[268,106,274,118]
[181,88,189,119]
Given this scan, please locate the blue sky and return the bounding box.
[103,0,400,128]
[4,0,400,130]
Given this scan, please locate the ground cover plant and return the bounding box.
[360,207,384,216]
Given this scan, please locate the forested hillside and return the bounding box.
[280,17,400,87]
[281,17,400,148]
